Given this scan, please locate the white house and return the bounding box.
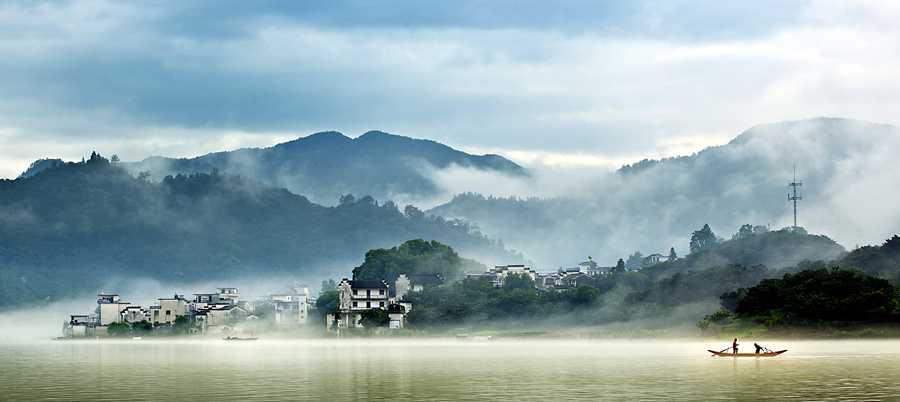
[62,314,94,337]
[271,286,310,326]
[641,253,665,268]
[326,278,409,331]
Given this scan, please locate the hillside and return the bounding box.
[0,154,519,309]
[643,227,846,278]
[123,130,526,204]
[430,118,899,266]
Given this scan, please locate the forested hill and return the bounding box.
[643,226,847,279]
[429,117,899,267]
[0,153,518,308]
[123,130,527,204]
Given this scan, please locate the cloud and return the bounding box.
[1,1,900,178]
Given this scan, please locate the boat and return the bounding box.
[708,349,787,357]
[223,336,258,341]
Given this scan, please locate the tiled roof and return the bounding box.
[349,279,388,289]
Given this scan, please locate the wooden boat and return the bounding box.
[708,349,787,357]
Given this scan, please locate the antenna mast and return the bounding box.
[788,164,802,229]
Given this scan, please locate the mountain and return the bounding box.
[123,130,526,204]
[0,154,519,309]
[429,118,900,266]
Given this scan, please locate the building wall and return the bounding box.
[99,302,129,326]
[157,298,188,324]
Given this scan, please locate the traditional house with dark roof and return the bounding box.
[326,278,409,331]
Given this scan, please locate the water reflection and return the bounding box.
[1,339,898,401]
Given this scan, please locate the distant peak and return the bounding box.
[357,130,407,141]
[360,130,391,137]
[305,131,348,139]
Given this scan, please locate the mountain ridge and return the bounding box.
[120,130,527,204]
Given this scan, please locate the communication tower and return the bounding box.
[788,165,802,229]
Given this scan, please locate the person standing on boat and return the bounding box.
[732,338,739,354]
[754,343,763,354]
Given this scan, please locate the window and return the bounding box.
[366,302,371,308]
[354,289,360,296]
[379,302,385,307]
[379,289,385,295]
[352,301,358,307]
[165,310,171,316]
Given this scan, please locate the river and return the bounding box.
[1,339,898,401]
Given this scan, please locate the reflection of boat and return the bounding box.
[708,350,787,357]
[223,336,258,341]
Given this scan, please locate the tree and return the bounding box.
[690,224,718,253]
[352,239,465,283]
[315,290,339,318]
[404,205,425,220]
[106,322,131,337]
[338,194,356,205]
[320,279,337,294]
[568,285,600,307]
[733,224,754,240]
[735,268,897,323]
[131,320,153,336]
[171,315,194,335]
[110,154,120,163]
[625,251,643,270]
[613,258,626,273]
[359,308,390,328]
[668,247,677,262]
[502,273,535,290]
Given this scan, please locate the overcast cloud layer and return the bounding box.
[2,1,900,178]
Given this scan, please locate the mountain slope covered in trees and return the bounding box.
[0,154,518,309]
[429,118,900,266]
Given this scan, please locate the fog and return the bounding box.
[425,118,900,267]
[0,273,334,342]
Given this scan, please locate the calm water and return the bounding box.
[2,339,899,401]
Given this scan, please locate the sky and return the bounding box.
[2,0,900,178]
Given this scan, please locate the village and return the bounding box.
[62,251,675,338]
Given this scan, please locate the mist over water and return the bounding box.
[2,339,898,401]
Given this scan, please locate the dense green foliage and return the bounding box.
[171,316,195,335]
[359,309,390,328]
[689,224,718,253]
[734,267,898,323]
[405,275,602,327]
[315,290,339,319]
[352,239,484,284]
[106,322,131,337]
[838,236,900,282]
[0,154,516,309]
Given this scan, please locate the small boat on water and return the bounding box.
[223,336,258,341]
[708,350,787,357]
